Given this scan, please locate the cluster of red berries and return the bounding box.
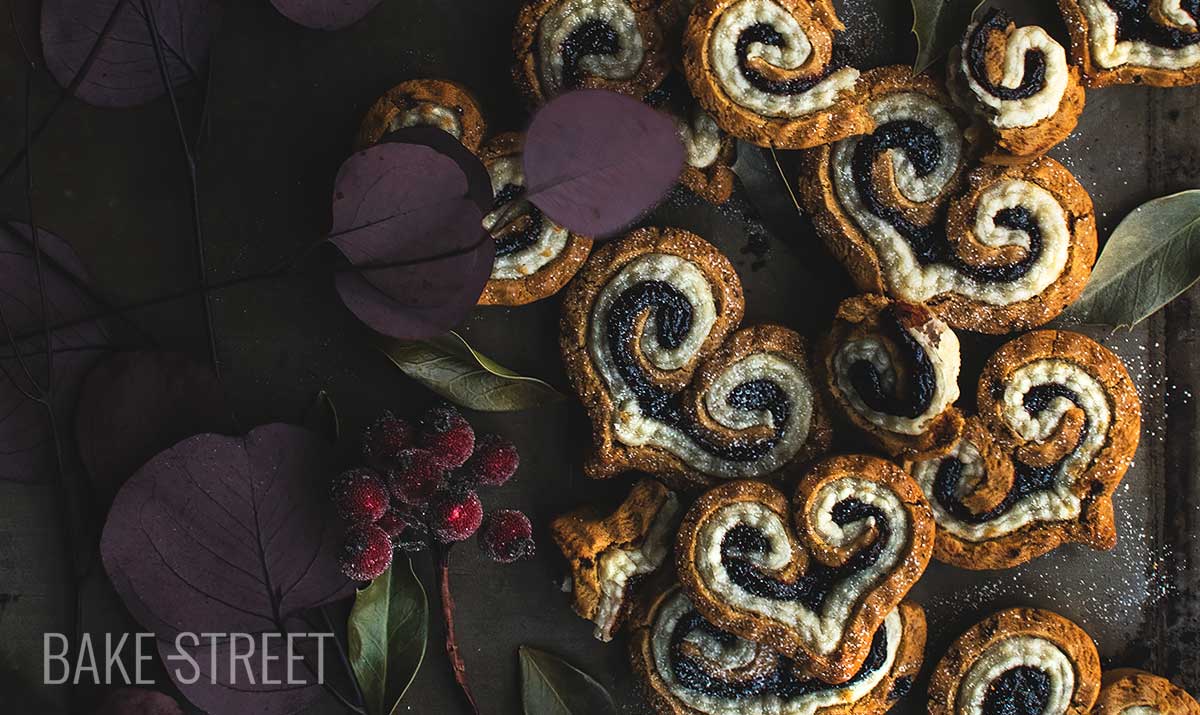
[333,405,536,581]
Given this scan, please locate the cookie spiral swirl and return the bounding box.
[1059,0,1200,86]
[1092,669,1200,715]
[355,79,487,152]
[630,585,926,715]
[683,0,872,148]
[561,228,831,486]
[513,0,669,105]
[820,295,963,460]
[949,10,1084,160]
[928,608,1101,715]
[800,68,1097,333]
[907,330,1140,569]
[477,134,593,306]
[675,456,933,682]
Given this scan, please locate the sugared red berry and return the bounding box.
[463,434,520,487]
[376,508,424,542]
[387,449,447,505]
[362,412,416,464]
[419,405,475,469]
[339,524,393,581]
[430,489,483,543]
[330,468,389,524]
[479,509,535,563]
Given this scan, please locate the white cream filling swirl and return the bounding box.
[961,21,1070,128]
[1077,0,1200,70]
[482,156,571,280]
[538,0,646,94]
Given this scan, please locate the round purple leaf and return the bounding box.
[95,688,184,715]
[75,351,234,499]
[269,0,382,31]
[330,142,494,339]
[0,222,110,483]
[41,0,218,108]
[523,89,685,237]
[100,424,354,712]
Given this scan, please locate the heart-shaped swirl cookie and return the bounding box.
[513,0,670,106]
[356,79,487,152]
[799,67,1097,334]
[907,330,1140,570]
[629,584,926,715]
[477,133,594,306]
[674,455,934,683]
[560,227,832,487]
[1058,0,1200,87]
[682,0,872,148]
[928,608,1101,715]
[818,294,964,461]
[948,9,1085,162]
[1093,669,1200,715]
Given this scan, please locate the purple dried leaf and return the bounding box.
[40,0,219,108]
[523,89,685,237]
[330,142,494,339]
[95,688,184,715]
[100,424,354,713]
[269,0,382,31]
[0,222,110,483]
[74,350,234,499]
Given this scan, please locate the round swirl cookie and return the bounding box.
[647,76,739,204]
[674,455,934,683]
[681,0,872,149]
[355,79,487,152]
[477,133,594,305]
[799,66,1098,334]
[559,227,833,487]
[552,479,681,641]
[948,9,1085,163]
[512,0,670,106]
[818,294,964,461]
[1093,669,1200,715]
[1058,0,1200,87]
[907,330,1141,569]
[628,584,925,715]
[928,608,1101,715]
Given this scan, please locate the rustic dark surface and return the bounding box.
[0,0,1197,713]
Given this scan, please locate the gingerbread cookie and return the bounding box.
[1094,669,1200,715]
[512,0,670,106]
[907,330,1140,569]
[799,66,1098,334]
[1058,0,1200,87]
[674,455,934,683]
[560,227,833,487]
[356,79,486,152]
[818,294,964,461]
[681,0,872,149]
[948,9,1086,162]
[552,479,681,641]
[929,608,1101,715]
[629,584,926,715]
[477,133,594,306]
[647,75,739,204]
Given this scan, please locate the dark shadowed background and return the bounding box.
[0,0,1197,713]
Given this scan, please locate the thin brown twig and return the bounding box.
[768,146,805,217]
[435,543,480,715]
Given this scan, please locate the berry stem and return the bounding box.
[435,543,480,715]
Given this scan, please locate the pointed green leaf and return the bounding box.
[347,558,429,715]
[911,0,985,73]
[379,331,562,412]
[1061,190,1200,329]
[519,646,616,715]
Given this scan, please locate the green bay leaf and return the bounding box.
[347,558,428,715]
[911,0,985,73]
[1062,190,1200,328]
[379,331,562,412]
[519,646,617,715]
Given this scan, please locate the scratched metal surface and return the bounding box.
[0,0,1196,713]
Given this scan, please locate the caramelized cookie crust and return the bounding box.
[1093,669,1200,715]
[356,79,486,151]
[1058,0,1200,87]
